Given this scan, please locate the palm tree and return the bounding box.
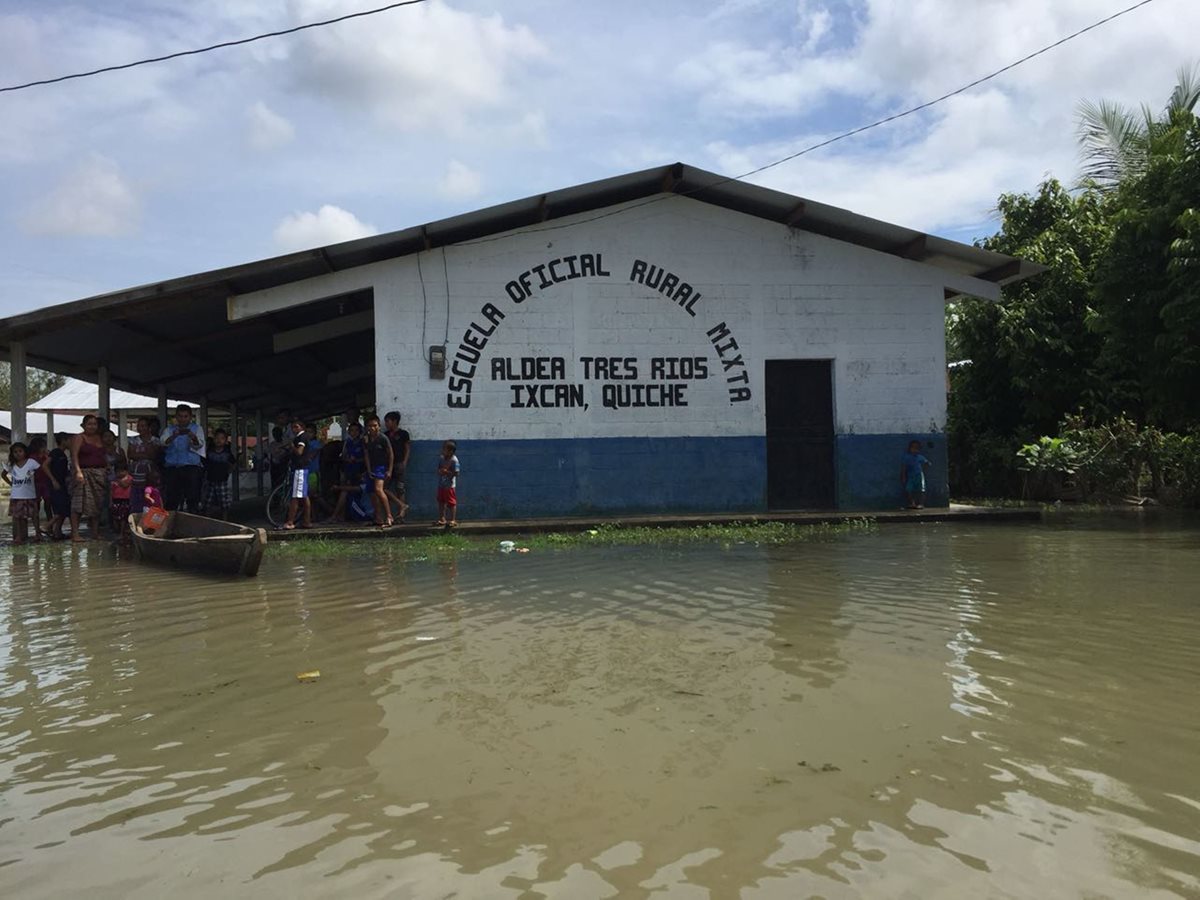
[1076,63,1200,189]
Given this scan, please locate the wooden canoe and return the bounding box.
[129,511,268,577]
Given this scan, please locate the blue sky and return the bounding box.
[1,0,1196,317]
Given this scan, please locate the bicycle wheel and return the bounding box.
[266,482,289,528]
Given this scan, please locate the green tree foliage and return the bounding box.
[0,363,66,409]
[1076,63,1200,189]
[1091,115,1200,426]
[949,65,1200,497]
[947,181,1112,494]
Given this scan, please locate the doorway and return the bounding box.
[765,359,835,509]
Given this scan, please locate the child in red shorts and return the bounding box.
[434,440,459,528]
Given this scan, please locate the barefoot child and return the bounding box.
[383,411,410,523]
[28,436,51,540]
[47,433,71,540]
[110,459,133,541]
[363,415,394,527]
[202,428,235,520]
[3,443,40,545]
[900,440,931,509]
[435,440,460,528]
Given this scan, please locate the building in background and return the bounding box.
[0,164,1036,517]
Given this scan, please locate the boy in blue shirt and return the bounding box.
[900,440,931,509]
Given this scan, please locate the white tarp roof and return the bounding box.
[29,377,193,413]
[0,411,52,436]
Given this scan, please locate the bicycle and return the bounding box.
[265,481,289,528]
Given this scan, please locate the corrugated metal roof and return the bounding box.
[0,162,1041,416]
[29,377,192,413]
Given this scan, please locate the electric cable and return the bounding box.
[455,0,1162,247]
[0,0,432,94]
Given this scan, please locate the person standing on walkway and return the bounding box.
[383,411,410,523]
[435,440,460,528]
[363,415,394,528]
[161,404,206,512]
[900,440,931,510]
[127,417,161,515]
[69,414,108,541]
[201,428,236,519]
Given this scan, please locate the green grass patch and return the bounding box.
[270,518,877,562]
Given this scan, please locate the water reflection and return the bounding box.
[1,517,1198,897]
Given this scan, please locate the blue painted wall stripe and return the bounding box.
[398,433,945,520]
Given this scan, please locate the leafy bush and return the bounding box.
[1015,415,1200,506]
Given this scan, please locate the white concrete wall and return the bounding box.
[233,196,953,441]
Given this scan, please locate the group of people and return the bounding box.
[2,404,239,544]
[274,410,412,530]
[268,408,459,531]
[4,402,464,543]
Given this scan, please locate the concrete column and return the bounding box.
[116,409,128,451]
[230,402,241,503]
[157,385,168,432]
[97,365,110,423]
[198,397,209,437]
[10,341,27,444]
[255,409,265,497]
[46,410,55,445]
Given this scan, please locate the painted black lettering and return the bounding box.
[715,338,739,356]
[532,264,552,290]
[644,265,663,290]
[481,303,506,327]
[660,273,679,297]
[707,321,732,343]
[506,280,526,303]
[579,254,596,278]
[464,328,489,351]
[565,255,580,278]
[596,253,611,277]
[549,258,567,283]
[730,387,752,403]
[629,259,647,284]
[720,354,745,372]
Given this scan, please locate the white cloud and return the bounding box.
[438,160,483,200]
[273,204,378,251]
[246,101,296,151]
[280,0,547,133]
[22,155,140,237]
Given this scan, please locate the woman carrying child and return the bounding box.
[3,442,41,545]
[127,417,161,515]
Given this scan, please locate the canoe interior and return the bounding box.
[130,512,268,577]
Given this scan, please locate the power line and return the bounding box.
[0,0,432,94]
[737,0,1162,181]
[457,0,1162,246]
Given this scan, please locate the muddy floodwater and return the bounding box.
[2,515,1199,898]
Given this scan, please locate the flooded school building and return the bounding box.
[0,164,1035,518]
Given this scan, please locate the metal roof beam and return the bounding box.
[893,235,929,260]
[272,309,374,354]
[977,260,1023,282]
